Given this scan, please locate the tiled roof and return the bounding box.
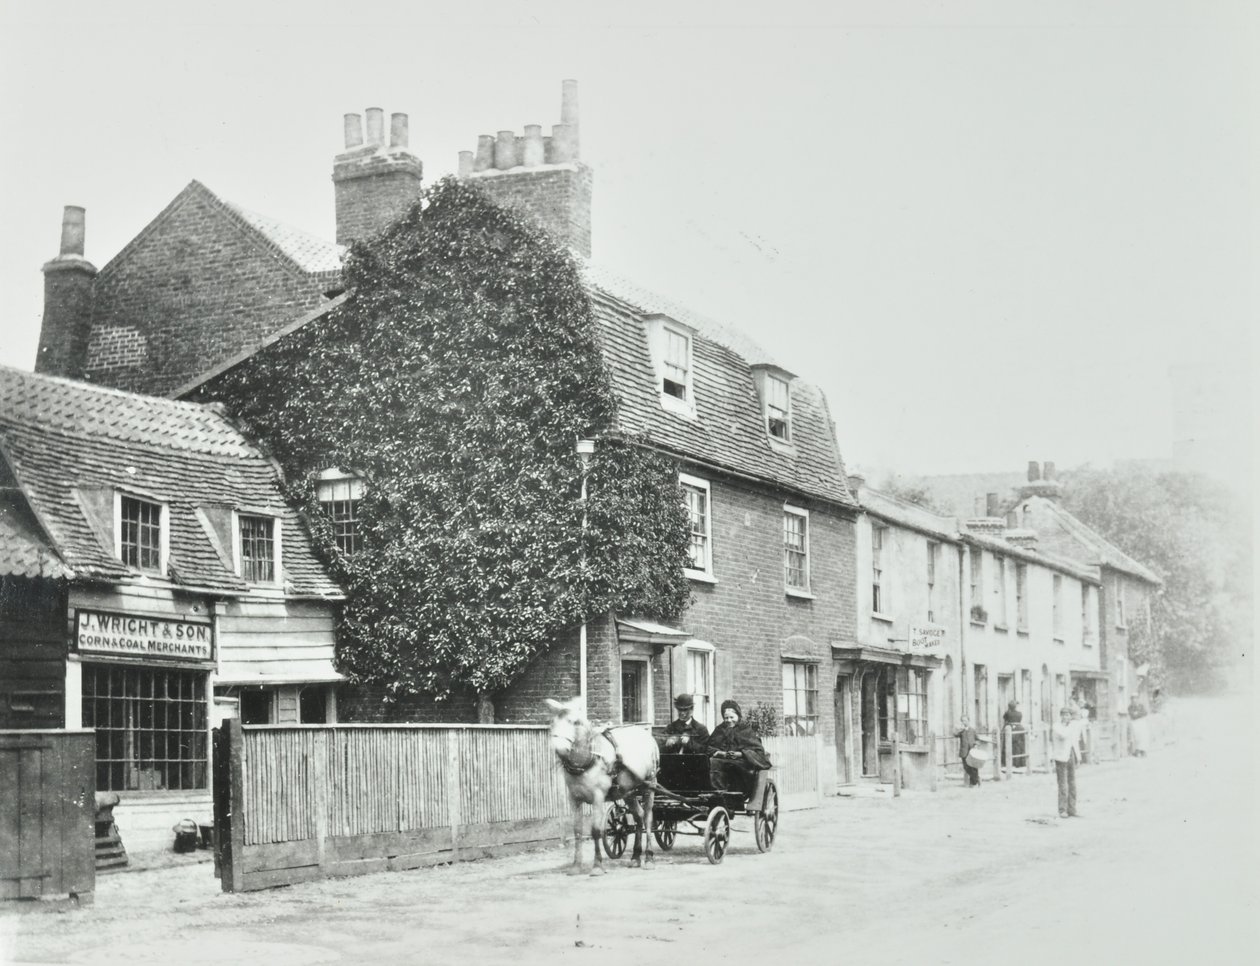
[0,365,341,597]
[1019,496,1162,585]
[223,201,346,274]
[858,486,959,541]
[961,525,1101,584]
[0,492,70,579]
[587,270,854,508]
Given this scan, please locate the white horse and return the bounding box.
[545,697,658,875]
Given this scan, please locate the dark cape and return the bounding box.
[708,722,772,771]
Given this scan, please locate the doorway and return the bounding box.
[834,675,853,784]
[860,670,879,776]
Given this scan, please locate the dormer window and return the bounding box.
[662,328,691,401]
[765,375,790,440]
[236,514,281,584]
[316,469,364,555]
[752,365,796,445]
[116,494,167,574]
[644,314,697,418]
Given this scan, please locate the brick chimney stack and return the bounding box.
[459,79,593,258]
[1018,460,1064,501]
[35,205,97,378]
[333,108,424,245]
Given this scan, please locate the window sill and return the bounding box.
[1016,627,1029,637]
[970,620,988,628]
[786,587,815,600]
[658,394,697,421]
[686,570,718,585]
[993,624,1009,633]
[1115,624,1128,632]
[871,611,895,624]
[1053,637,1065,645]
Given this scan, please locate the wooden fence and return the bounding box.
[215,723,823,892]
[0,730,95,904]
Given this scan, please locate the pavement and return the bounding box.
[3,694,1257,966]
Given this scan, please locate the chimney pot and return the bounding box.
[522,125,545,166]
[1044,461,1056,481]
[365,107,385,146]
[985,492,1000,517]
[474,135,495,171]
[389,112,408,149]
[551,123,574,163]
[561,79,580,157]
[59,205,86,257]
[458,150,474,178]
[495,130,517,170]
[1027,461,1041,482]
[343,113,363,149]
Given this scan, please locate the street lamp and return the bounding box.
[576,439,596,708]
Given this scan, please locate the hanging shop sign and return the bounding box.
[907,623,947,655]
[74,609,214,662]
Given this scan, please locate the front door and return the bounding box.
[834,675,853,783]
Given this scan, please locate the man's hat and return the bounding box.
[673,693,695,710]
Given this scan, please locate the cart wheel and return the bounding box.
[601,801,631,859]
[703,808,730,865]
[754,780,779,853]
[653,819,677,851]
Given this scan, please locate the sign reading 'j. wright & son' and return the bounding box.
[75,610,214,662]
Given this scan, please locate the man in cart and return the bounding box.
[662,693,710,753]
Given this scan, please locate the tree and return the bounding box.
[1061,465,1252,693]
[877,474,946,514]
[194,177,693,705]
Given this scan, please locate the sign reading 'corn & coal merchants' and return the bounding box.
[74,609,214,662]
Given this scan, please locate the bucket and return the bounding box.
[966,737,993,770]
[172,818,199,853]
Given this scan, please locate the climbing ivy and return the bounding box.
[195,177,693,703]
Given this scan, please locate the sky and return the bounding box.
[0,0,1254,481]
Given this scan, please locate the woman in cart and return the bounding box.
[707,699,771,798]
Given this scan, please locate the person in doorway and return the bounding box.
[707,699,770,797]
[1051,706,1082,817]
[955,715,981,787]
[1002,701,1026,768]
[1128,696,1150,757]
[662,693,709,753]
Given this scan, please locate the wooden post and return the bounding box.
[892,727,901,797]
[991,731,1001,781]
[1003,727,1012,780]
[928,733,937,792]
[312,730,329,877]
[445,730,462,859]
[214,718,245,893]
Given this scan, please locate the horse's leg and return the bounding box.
[589,789,606,876]
[642,786,655,868]
[567,801,584,875]
[627,792,644,868]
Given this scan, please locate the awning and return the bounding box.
[1069,669,1110,681]
[831,643,942,671]
[616,618,691,648]
[215,659,345,686]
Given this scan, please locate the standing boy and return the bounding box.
[1051,706,1082,817]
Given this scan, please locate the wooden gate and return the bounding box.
[0,729,95,903]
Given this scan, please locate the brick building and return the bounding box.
[33,82,860,788]
[0,366,342,850]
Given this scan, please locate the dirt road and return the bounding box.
[4,696,1256,966]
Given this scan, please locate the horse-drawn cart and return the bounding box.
[602,753,779,865]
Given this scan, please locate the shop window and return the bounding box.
[680,474,712,577]
[82,664,207,792]
[299,687,328,724]
[898,668,929,745]
[782,660,818,736]
[317,471,364,555]
[117,494,165,574]
[783,506,810,594]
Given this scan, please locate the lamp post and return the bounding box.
[576,438,596,709]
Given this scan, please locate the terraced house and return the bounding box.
[0,366,342,851]
[30,82,860,788]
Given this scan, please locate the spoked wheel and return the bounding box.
[601,801,631,859]
[653,819,677,851]
[754,780,779,852]
[703,807,730,865]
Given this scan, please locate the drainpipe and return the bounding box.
[576,438,596,709]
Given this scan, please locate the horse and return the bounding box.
[545,697,659,875]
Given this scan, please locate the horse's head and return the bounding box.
[545,696,589,758]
